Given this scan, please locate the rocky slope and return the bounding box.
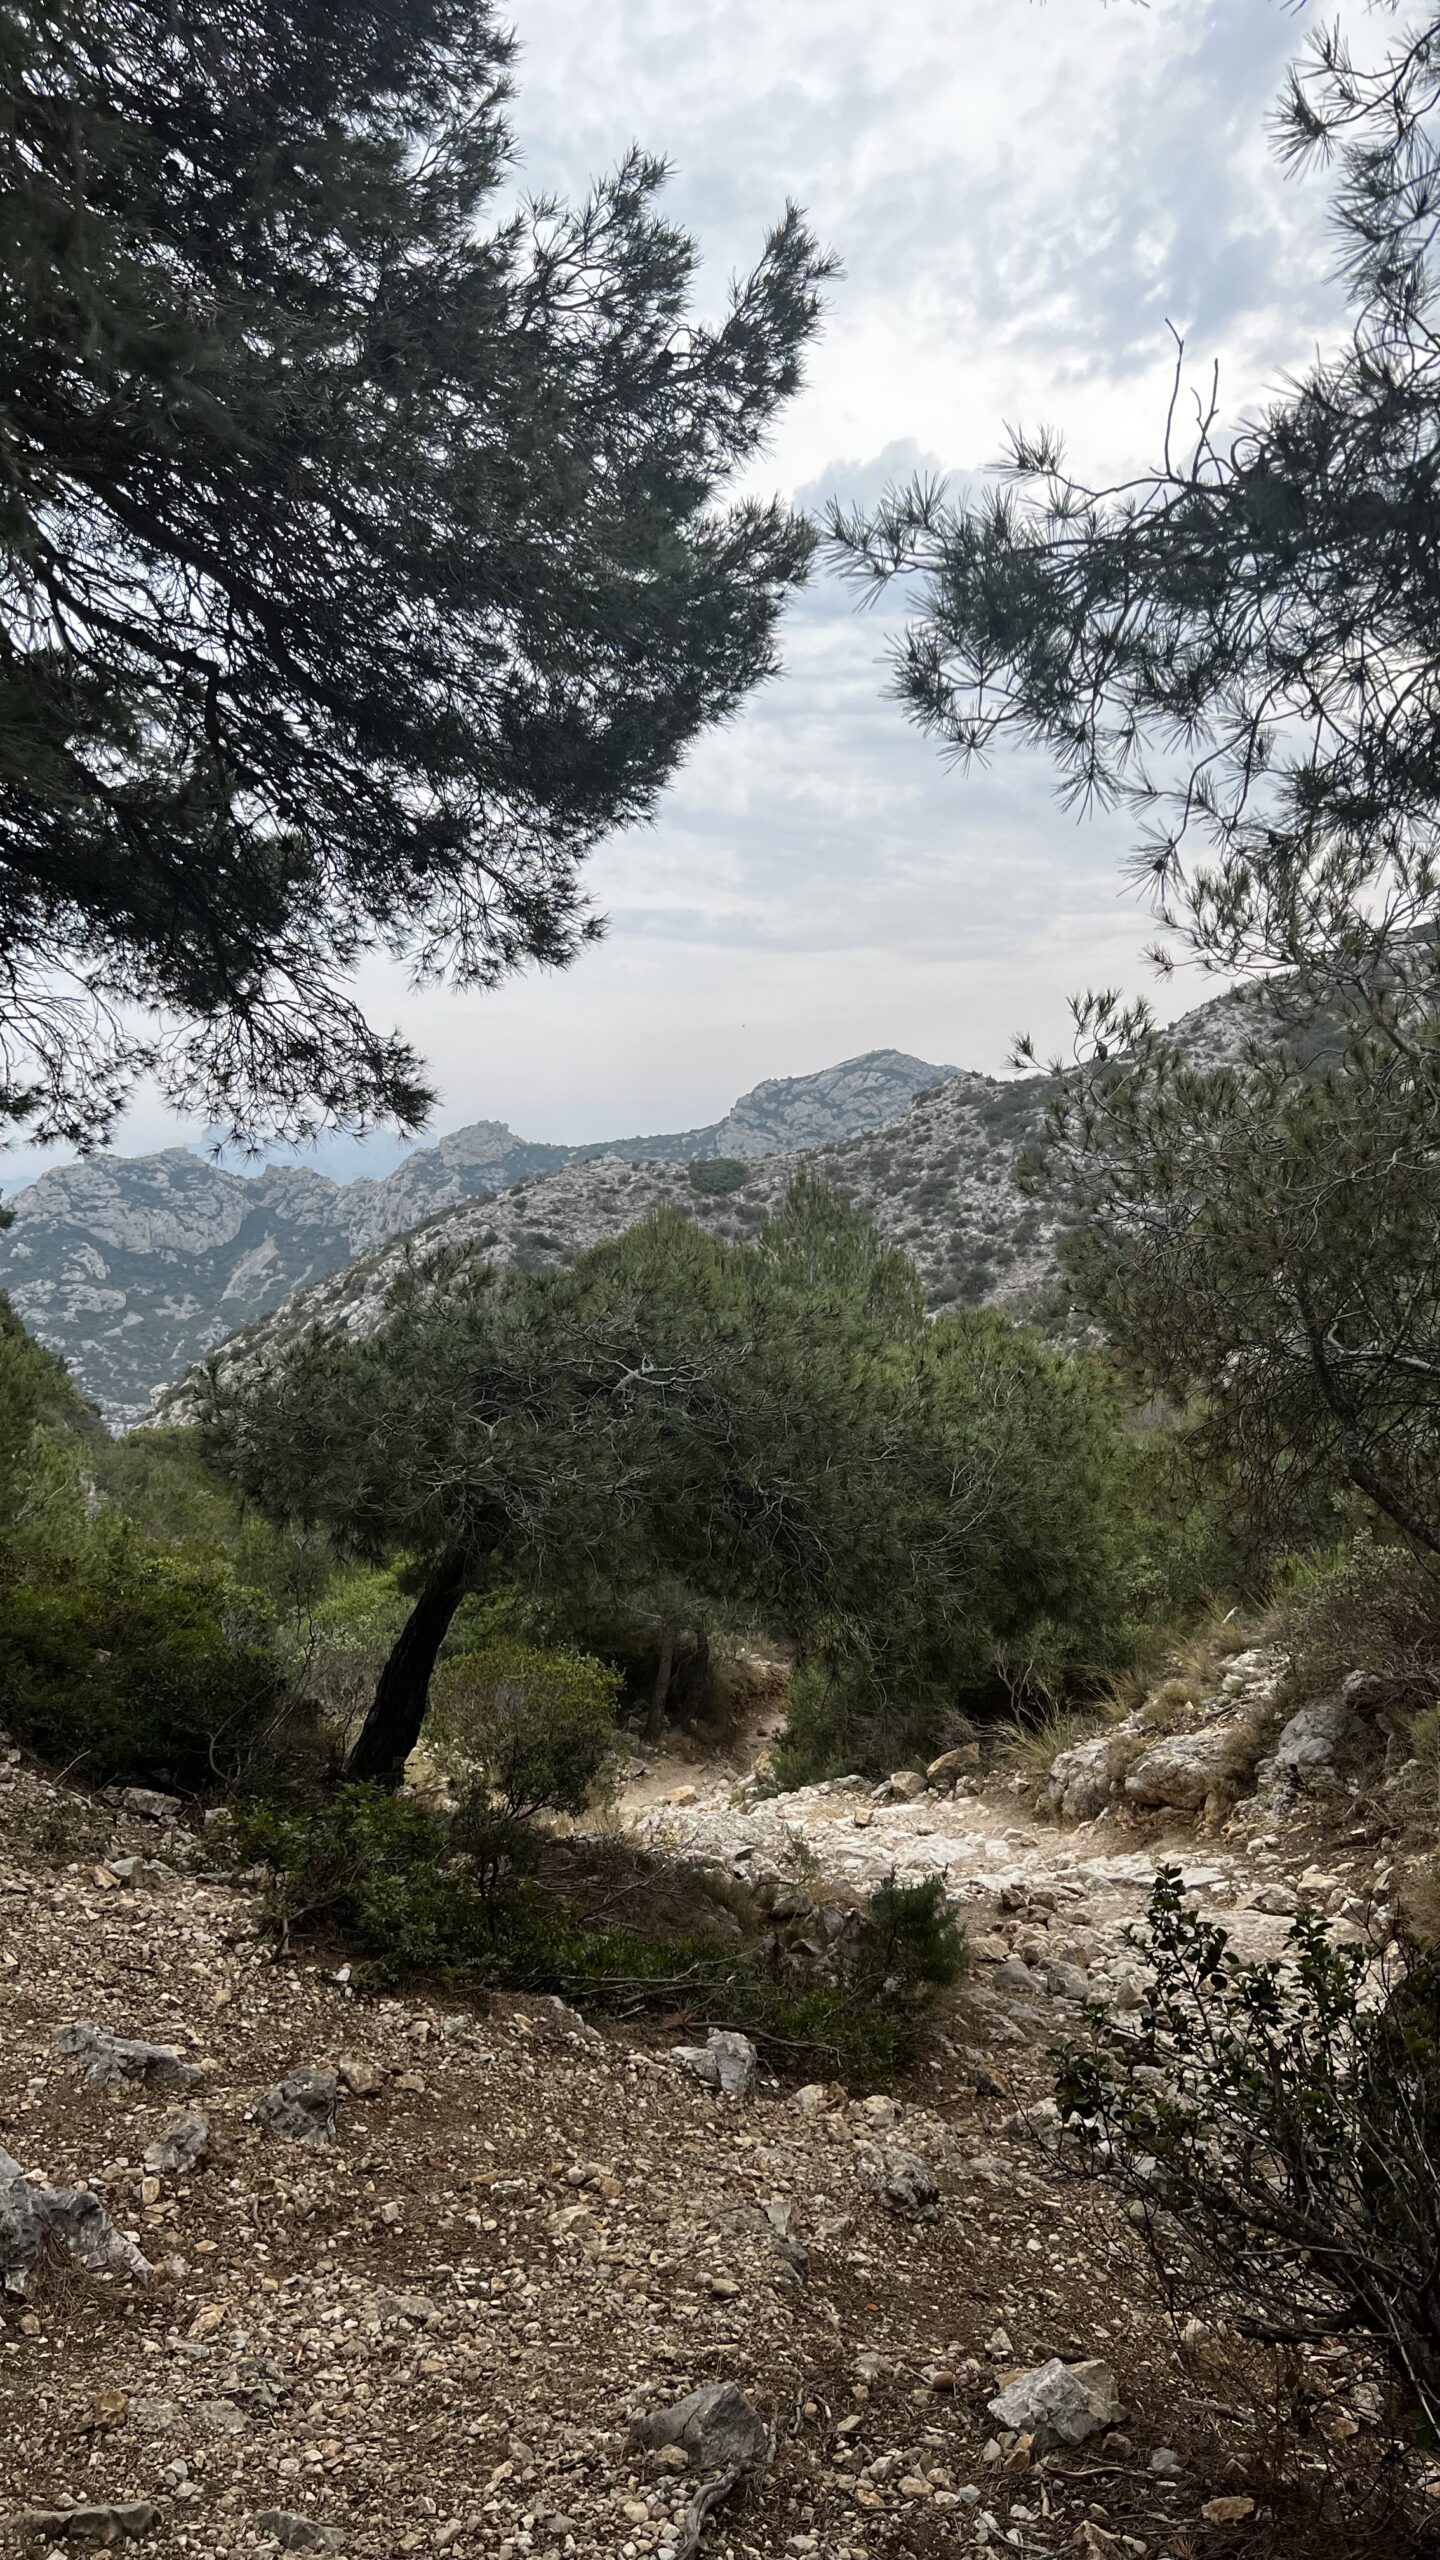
[155,1064,1063,1417]
[0,1684,1420,2558]
[0,1053,950,1425]
[151,974,1304,1422]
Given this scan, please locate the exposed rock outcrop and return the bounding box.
[0,2149,152,2296]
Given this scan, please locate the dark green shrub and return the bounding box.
[687,1156,750,1196]
[1281,1532,1440,1707]
[427,1637,621,1814]
[772,1655,977,1787]
[0,1541,301,1792]
[1058,1868,1440,2437]
[854,1871,967,1997]
[235,1784,500,1971]
[235,1787,966,2085]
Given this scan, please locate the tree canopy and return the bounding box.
[827,5,1440,1558]
[201,1188,1139,1781]
[0,0,831,1147]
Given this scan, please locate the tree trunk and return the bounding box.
[345,1554,469,1786]
[645,1623,677,1744]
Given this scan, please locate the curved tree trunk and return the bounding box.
[345,1553,469,1786]
[645,1622,677,1744]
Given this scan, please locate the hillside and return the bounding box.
[153,1066,1063,1419]
[0,1053,949,1426]
[158,976,1291,1420]
[0,1673,1411,2556]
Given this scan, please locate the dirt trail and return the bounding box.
[0,1728,1411,2560]
[614,1744,1367,1996]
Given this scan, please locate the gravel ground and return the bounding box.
[0,1741,1427,2559]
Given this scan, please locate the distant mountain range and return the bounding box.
[0,1050,953,1423]
[152,973,1286,1426]
[156,1059,1060,1428]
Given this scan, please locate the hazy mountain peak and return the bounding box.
[0,1049,954,1422]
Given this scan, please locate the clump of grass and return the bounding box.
[1101,1599,1263,1725]
[1410,1703,1440,1782]
[996,1701,1114,1784]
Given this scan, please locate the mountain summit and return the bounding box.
[0,1051,952,1422]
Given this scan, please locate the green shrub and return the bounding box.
[687,1157,750,1197]
[772,1654,976,1787]
[284,1563,412,1749]
[852,1871,967,1997]
[1281,1531,1440,1706]
[235,1789,965,2085]
[235,1784,499,1971]
[1059,1867,1440,2437]
[427,1637,622,1814]
[0,1537,302,1792]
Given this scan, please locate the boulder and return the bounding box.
[855,2142,939,2220]
[143,2113,209,2178]
[252,2515,346,2552]
[1124,1723,1256,1811]
[254,2068,339,2145]
[790,2082,839,2118]
[1274,1696,1354,1782]
[1,2148,152,2297]
[11,2505,161,2544]
[926,1745,980,1788]
[54,2023,202,2091]
[631,2381,769,2475]
[335,2055,385,2098]
[1045,1731,1130,1823]
[112,1787,182,1823]
[1045,1961,1092,2004]
[888,1769,928,1801]
[671,2030,758,2100]
[988,2356,1122,2449]
[1003,2098,1065,2151]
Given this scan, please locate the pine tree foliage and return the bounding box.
[200,1188,1138,1780]
[0,0,831,1145]
[827,10,1440,997]
[828,6,1440,1554]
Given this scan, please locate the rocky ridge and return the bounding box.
[151,974,1307,1424]
[0,1053,951,1426]
[152,1065,1061,1418]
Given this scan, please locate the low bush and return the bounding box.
[0,1535,305,1792]
[687,1157,750,1196]
[235,1787,966,2084]
[771,1655,977,1787]
[1058,1868,1440,2438]
[427,1637,621,1814]
[1281,1532,1440,1708]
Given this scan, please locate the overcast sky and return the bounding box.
[10,0,1364,1190]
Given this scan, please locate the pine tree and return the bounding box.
[827,7,1440,1553]
[0,1,831,1146]
[200,1193,1137,1782]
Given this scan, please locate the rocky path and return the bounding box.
[0,1715,1415,2560]
[623,1740,1396,2047]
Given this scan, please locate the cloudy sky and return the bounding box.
[11,0,1365,1188]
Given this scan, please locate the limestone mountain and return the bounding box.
[0,1050,951,1423]
[155,1065,1061,1421]
[152,973,1288,1423]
